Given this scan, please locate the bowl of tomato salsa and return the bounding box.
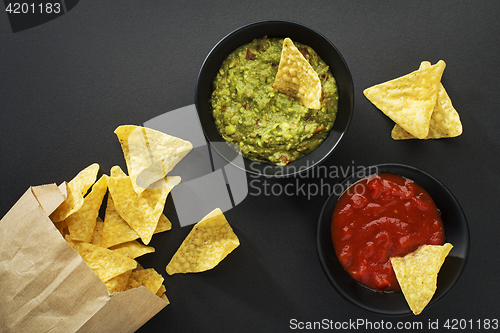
[316,163,469,315]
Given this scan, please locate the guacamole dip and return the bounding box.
[211,36,338,166]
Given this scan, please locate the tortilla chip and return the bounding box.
[273,37,322,109]
[156,284,166,297]
[110,240,155,259]
[90,217,104,246]
[53,220,69,237]
[391,61,462,139]
[166,208,239,275]
[129,268,164,294]
[154,213,172,234]
[104,269,132,294]
[101,193,140,248]
[107,165,180,245]
[50,163,100,222]
[364,60,446,139]
[65,175,108,243]
[66,238,137,283]
[390,243,453,315]
[114,125,192,194]
[101,192,173,248]
[125,277,142,290]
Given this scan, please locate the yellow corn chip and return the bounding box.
[129,268,164,294]
[364,60,446,139]
[101,193,140,248]
[50,163,100,222]
[390,243,453,315]
[108,165,180,245]
[273,37,322,109]
[90,217,104,246]
[392,61,462,140]
[104,269,132,294]
[53,220,69,237]
[155,213,172,234]
[101,193,173,248]
[125,277,142,290]
[110,240,155,259]
[114,125,192,194]
[156,284,166,297]
[166,208,239,275]
[65,175,108,243]
[66,238,137,283]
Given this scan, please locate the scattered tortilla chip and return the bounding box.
[129,268,164,294]
[166,208,239,275]
[108,165,180,245]
[114,125,192,194]
[391,61,462,139]
[66,238,137,283]
[390,243,453,315]
[65,175,108,243]
[155,213,172,234]
[110,240,155,259]
[50,163,100,222]
[273,37,322,109]
[364,60,446,139]
[104,269,132,294]
[90,217,104,246]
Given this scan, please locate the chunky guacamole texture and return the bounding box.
[211,36,338,165]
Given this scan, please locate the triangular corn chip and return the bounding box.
[101,193,140,248]
[125,277,142,290]
[110,240,155,259]
[66,238,137,283]
[166,208,239,274]
[90,217,104,246]
[50,163,100,222]
[364,60,446,139]
[129,268,164,294]
[273,37,322,109]
[114,125,192,194]
[104,269,132,294]
[65,175,108,243]
[155,213,172,233]
[392,61,462,140]
[107,165,180,245]
[390,243,453,315]
[53,220,69,237]
[101,192,172,248]
[156,284,166,297]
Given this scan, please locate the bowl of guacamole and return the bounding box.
[196,20,354,177]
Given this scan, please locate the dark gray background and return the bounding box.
[1,1,499,332]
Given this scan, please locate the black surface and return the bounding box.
[317,163,469,316]
[1,1,500,332]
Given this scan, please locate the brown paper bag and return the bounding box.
[0,184,168,333]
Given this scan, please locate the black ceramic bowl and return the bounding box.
[195,20,354,177]
[317,163,469,316]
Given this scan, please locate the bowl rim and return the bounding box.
[194,19,354,178]
[316,163,470,316]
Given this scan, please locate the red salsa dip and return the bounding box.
[331,173,445,292]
